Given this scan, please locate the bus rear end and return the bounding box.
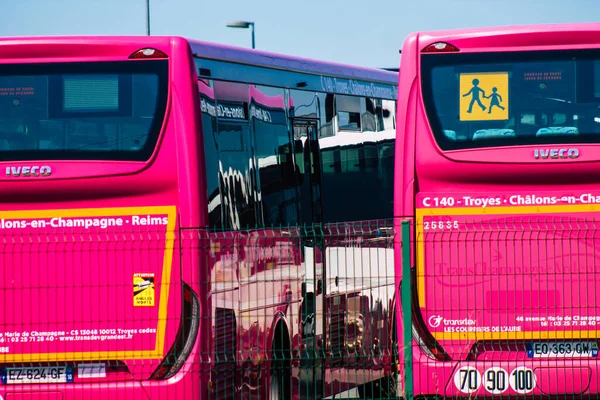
[0,37,202,400]
[396,24,600,398]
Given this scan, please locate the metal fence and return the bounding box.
[401,216,600,399]
[401,220,413,400]
[14,214,597,399]
[199,222,399,399]
[0,221,400,399]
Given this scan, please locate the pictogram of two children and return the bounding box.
[463,78,505,114]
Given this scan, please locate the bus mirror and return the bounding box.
[301,282,307,297]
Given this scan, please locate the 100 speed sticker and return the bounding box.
[454,366,536,394]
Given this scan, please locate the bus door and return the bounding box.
[293,119,325,399]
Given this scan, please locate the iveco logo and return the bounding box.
[5,166,52,177]
[534,148,579,160]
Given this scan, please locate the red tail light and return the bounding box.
[403,272,452,362]
[129,48,168,59]
[150,283,199,380]
[422,42,459,53]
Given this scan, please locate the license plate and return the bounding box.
[526,341,599,358]
[1,366,74,384]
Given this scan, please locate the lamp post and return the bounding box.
[146,0,151,35]
[226,20,255,49]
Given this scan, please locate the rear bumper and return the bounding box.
[0,369,203,400]
[412,359,600,397]
[0,382,148,400]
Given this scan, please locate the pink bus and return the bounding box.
[0,36,398,399]
[395,23,600,398]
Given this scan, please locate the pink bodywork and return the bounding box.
[395,22,600,397]
[0,35,398,400]
[0,35,202,400]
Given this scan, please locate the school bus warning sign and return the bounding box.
[459,72,509,121]
[133,273,155,307]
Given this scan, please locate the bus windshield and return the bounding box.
[0,60,168,161]
[421,49,600,150]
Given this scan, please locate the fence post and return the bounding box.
[401,220,413,400]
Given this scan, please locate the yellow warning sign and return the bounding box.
[133,273,155,307]
[459,72,509,121]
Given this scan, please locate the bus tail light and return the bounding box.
[150,282,200,380]
[422,42,459,53]
[129,48,168,59]
[410,310,451,362]
[403,272,451,362]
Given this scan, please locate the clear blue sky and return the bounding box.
[2,0,599,69]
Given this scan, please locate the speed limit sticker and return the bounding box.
[509,366,536,394]
[454,366,481,394]
[483,367,509,394]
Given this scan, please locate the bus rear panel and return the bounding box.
[0,36,202,400]
[396,23,600,398]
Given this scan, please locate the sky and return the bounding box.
[1,0,599,69]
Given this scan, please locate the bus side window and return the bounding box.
[336,95,361,132]
[198,79,223,229]
[319,95,395,223]
[381,100,396,131]
[213,80,257,231]
[322,93,335,138]
[251,85,298,227]
[362,98,378,132]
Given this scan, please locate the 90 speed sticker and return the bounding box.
[483,367,509,394]
[454,366,536,394]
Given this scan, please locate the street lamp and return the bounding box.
[145,0,151,35]
[226,20,255,49]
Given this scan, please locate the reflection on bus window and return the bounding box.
[336,95,361,131]
[319,130,395,223]
[212,80,258,230]
[251,85,298,227]
[289,89,334,138]
[202,82,397,228]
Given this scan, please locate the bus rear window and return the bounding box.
[421,50,600,150]
[0,60,168,161]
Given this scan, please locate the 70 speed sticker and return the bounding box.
[454,366,536,394]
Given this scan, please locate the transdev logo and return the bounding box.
[428,315,477,328]
[428,315,443,328]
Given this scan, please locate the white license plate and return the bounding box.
[527,341,599,358]
[1,366,73,384]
